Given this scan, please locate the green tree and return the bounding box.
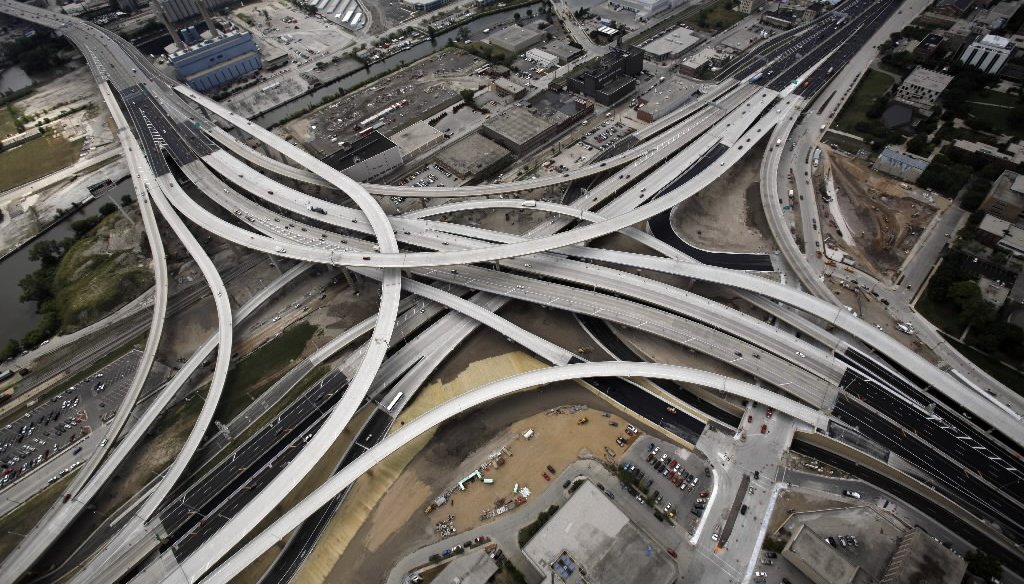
[965,550,1003,581]
[906,134,930,156]
[28,239,68,269]
[460,89,476,107]
[71,216,101,237]
[99,202,118,216]
[0,339,21,362]
[121,194,133,206]
[457,26,470,41]
[514,11,521,21]
[526,8,533,17]
[947,281,992,326]
[19,268,55,305]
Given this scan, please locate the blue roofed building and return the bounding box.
[873,146,930,182]
[169,30,262,92]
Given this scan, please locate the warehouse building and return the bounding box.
[488,24,546,54]
[637,76,700,121]
[783,524,874,584]
[389,120,445,160]
[525,47,560,68]
[980,170,1024,223]
[169,31,262,91]
[493,77,528,98]
[872,146,930,182]
[641,26,701,62]
[542,39,585,64]
[434,133,512,180]
[480,107,555,153]
[154,0,238,23]
[323,131,403,181]
[614,0,672,17]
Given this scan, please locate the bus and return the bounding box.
[386,392,404,412]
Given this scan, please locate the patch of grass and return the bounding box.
[52,214,153,329]
[833,70,894,136]
[216,322,318,421]
[914,294,966,337]
[0,473,73,558]
[946,338,1024,398]
[970,89,1019,108]
[0,133,83,191]
[0,108,18,137]
[968,104,1024,139]
[822,131,868,154]
[682,0,744,31]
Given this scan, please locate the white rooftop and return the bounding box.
[981,34,1012,48]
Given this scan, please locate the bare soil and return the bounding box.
[828,154,946,284]
[672,141,775,254]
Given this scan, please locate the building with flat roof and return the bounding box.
[873,146,930,181]
[493,77,528,97]
[480,107,554,153]
[641,27,702,62]
[678,46,722,76]
[388,120,445,160]
[894,67,953,112]
[783,524,874,584]
[169,30,262,92]
[980,170,1024,222]
[615,0,672,17]
[522,482,677,584]
[154,0,239,23]
[434,132,511,180]
[488,25,546,54]
[933,0,975,17]
[637,76,699,121]
[880,528,967,584]
[566,47,643,106]
[542,39,585,64]
[429,549,498,584]
[960,34,1016,73]
[913,32,945,59]
[525,47,560,68]
[323,131,403,181]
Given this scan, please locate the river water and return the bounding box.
[0,66,32,94]
[0,181,134,344]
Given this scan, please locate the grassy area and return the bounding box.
[0,473,73,559]
[216,322,319,422]
[946,338,1024,397]
[833,70,895,136]
[682,0,744,31]
[0,133,83,191]
[52,214,153,330]
[0,107,18,137]
[970,89,1019,108]
[969,104,1024,139]
[914,294,966,337]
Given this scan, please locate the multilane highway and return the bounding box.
[1,0,1023,582]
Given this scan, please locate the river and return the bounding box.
[0,66,32,94]
[0,180,134,344]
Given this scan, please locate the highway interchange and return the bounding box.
[0,0,1023,582]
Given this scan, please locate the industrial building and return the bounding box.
[169,31,262,91]
[872,147,930,181]
[678,46,723,76]
[640,26,701,62]
[480,107,555,153]
[525,47,560,68]
[434,133,512,180]
[542,39,585,64]
[913,33,945,60]
[960,34,1016,73]
[893,67,953,112]
[522,482,676,584]
[637,76,699,122]
[980,170,1024,223]
[493,77,528,98]
[388,120,445,160]
[312,0,365,29]
[978,214,1024,256]
[323,131,403,181]
[613,0,672,18]
[565,47,643,106]
[487,25,546,54]
[429,550,497,584]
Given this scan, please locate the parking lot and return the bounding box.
[0,351,145,496]
[620,435,711,538]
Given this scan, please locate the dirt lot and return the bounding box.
[280,49,487,156]
[827,153,947,284]
[672,141,776,254]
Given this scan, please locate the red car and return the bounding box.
[666,548,678,558]
[766,408,774,418]
[748,415,753,423]
[542,472,551,481]
[760,424,768,434]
